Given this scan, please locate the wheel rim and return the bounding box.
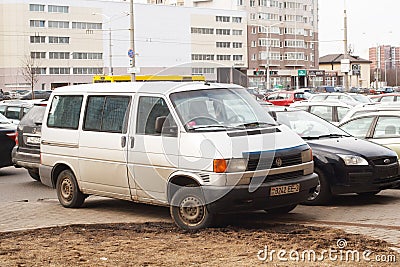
[60,177,73,202]
[308,178,321,201]
[179,196,205,226]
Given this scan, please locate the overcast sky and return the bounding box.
[318,0,399,59]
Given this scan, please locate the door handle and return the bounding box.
[121,136,127,148]
[130,136,135,148]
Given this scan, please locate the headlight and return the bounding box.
[301,148,313,163]
[338,154,368,166]
[213,158,247,173]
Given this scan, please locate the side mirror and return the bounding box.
[155,116,166,134]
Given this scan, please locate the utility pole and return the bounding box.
[130,0,136,82]
[343,7,349,91]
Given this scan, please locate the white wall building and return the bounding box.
[0,0,247,90]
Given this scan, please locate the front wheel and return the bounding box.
[303,169,332,205]
[170,187,214,230]
[56,169,85,208]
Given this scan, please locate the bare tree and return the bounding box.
[20,55,40,99]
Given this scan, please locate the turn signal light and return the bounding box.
[213,159,227,173]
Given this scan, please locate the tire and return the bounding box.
[56,169,85,208]
[170,187,214,230]
[28,169,40,181]
[357,191,381,196]
[265,204,297,214]
[303,168,332,205]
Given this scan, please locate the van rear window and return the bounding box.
[47,95,83,129]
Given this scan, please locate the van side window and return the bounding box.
[84,96,130,133]
[47,95,83,129]
[136,96,176,136]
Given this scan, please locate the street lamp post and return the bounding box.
[92,13,113,75]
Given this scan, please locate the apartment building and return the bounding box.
[369,45,400,86]
[183,0,319,89]
[0,0,247,90]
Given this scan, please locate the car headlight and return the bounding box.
[213,158,247,173]
[301,148,313,163]
[337,154,368,166]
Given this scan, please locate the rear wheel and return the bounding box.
[303,168,332,205]
[27,169,40,181]
[264,204,297,214]
[170,187,214,230]
[56,169,85,208]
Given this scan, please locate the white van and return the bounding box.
[40,82,318,230]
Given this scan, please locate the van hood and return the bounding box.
[179,124,308,159]
[307,137,397,158]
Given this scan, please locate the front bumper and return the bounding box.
[203,173,318,213]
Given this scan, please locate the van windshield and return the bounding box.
[170,88,277,131]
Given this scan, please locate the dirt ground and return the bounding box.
[0,222,398,267]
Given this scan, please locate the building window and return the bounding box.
[216,42,230,48]
[233,55,243,61]
[49,52,70,59]
[217,55,231,61]
[72,22,102,30]
[216,16,230,22]
[29,4,44,12]
[31,52,46,59]
[30,36,46,43]
[232,30,243,36]
[72,52,103,60]
[33,68,46,74]
[251,54,257,61]
[216,29,230,35]
[73,68,103,75]
[251,41,257,48]
[192,68,214,74]
[30,20,45,28]
[250,0,255,7]
[191,54,214,61]
[233,42,243,48]
[48,36,70,44]
[48,5,69,13]
[232,17,242,23]
[191,27,214,34]
[50,67,70,74]
[48,21,69,29]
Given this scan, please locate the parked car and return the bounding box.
[339,102,400,124]
[376,87,395,94]
[290,101,352,125]
[265,106,400,204]
[12,102,47,181]
[39,82,318,230]
[0,101,33,124]
[0,113,17,169]
[370,93,400,103]
[19,90,52,100]
[339,111,400,158]
[307,93,372,106]
[264,91,307,106]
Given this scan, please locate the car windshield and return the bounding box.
[351,94,371,103]
[170,88,277,131]
[274,110,350,139]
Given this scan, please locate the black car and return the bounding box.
[12,102,47,181]
[264,106,400,205]
[0,113,17,169]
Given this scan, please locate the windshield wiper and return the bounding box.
[188,125,227,131]
[302,133,350,140]
[234,122,277,129]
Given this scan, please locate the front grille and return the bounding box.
[246,153,302,171]
[252,170,303,184]
[371,157,398,165]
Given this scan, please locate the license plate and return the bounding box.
[26,136,41,145]
[270,184,300,196]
